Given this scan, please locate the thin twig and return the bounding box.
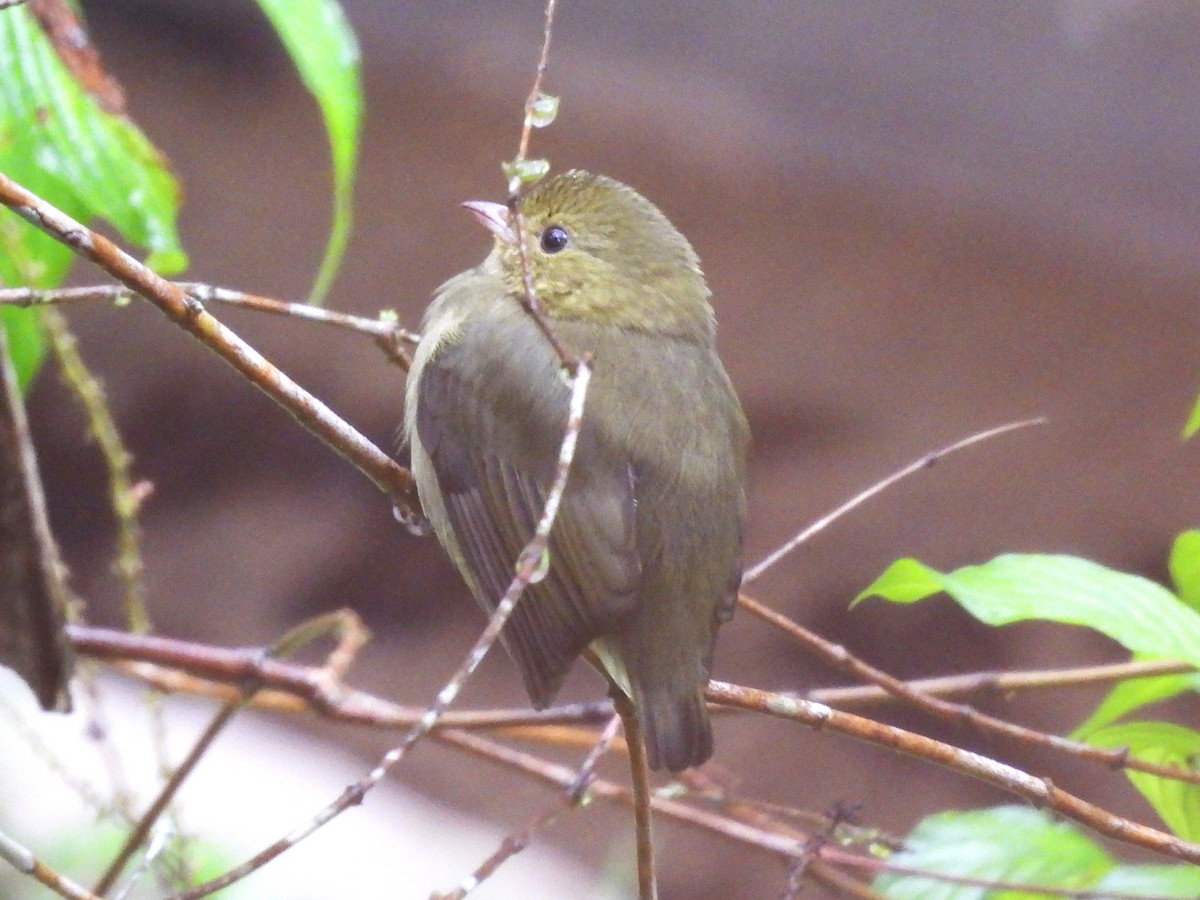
[0,171,420,519]
[434,714,622,900]
[109,819,173,900]
[707,679,1200,863]
[0,284,420,369]
[680,770,882,898]
[739,593,1200,787]
[169,365,591,900]
[503,0,582,372]
[41,308,150,632]
[92,613,364,896]
[0,828,102,900]
[613,690,657,900]
[91,696,243,895]
[516,0,558,164]
[808,657,1196,708]
[63,626,1200,872]
[744,418,1046,583]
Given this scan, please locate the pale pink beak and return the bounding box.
[461,200,516,245]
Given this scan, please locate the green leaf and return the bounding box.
[503,157,551,193]
[854,558,944,606]
[875,806,1112,899]
[1086,722,1200,841]
[1170,530,1200,611]
[1073,668,1200,738]
[0,308,44,390]
[858,554,1200,668]
[1184,389,1200,439]
[1091,863,1200,897]
[255,0,362,304]
[0,8,184,273]
[529,92,560,128]
[0,6,187,384]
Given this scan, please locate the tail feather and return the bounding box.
[637,685,713,772]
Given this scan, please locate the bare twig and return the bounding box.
[169,364,591,900]
[0,283,420,370]
[0,172,420,520]
[739,593,1200,787]
[809,657,1196,708]
[679,770,882,898]
[41,309,150,631]
[93,614,361,895]
[503,0,583,373]
[744,418,1046,583]
[0,828,102,900]
[707,679,1200,863]
[516,0,558,164]
[612,690,657,900]
[434,714,622,900]
[65,625,1200,877]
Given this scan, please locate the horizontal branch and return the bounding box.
[0,282,420,369]
[66,624,1200,865]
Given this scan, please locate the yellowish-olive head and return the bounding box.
[463,170,713,340]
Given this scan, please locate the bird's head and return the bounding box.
[463,170,713,341]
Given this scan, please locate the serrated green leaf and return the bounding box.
[1092,863,1200,897]
[1169,530,1200,611]
[858,554,1200,668]
[1073,668,1200,739]
[1086,722,1200,841]
[875,806,1112,899]
[255,0,361,304]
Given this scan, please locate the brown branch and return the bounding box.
[516,0,557,165]
[169,364,591,899]
[93,612,365,896]
[66,622,615,734]
[433,714,622,900]
[809,657,1196,707]
[0,171,420,520]
[67,624,1200,870]
[0,284,420,370]
[0,828,102,900]
[613,689,658,900]
[739,593,1200,787]
[707,679,1200,863]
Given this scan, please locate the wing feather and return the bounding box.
[416,316,641,706]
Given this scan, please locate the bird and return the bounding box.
[404,170,748,771]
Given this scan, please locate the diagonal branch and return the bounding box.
[0,171,420,520]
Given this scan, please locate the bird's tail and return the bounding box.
[636,684,713,772]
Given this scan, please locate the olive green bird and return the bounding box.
[404,170,749,771]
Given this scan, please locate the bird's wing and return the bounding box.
[416,317,641,706]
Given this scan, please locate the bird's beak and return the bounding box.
[461,200,516,245]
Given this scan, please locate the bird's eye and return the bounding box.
[539,225,570,254]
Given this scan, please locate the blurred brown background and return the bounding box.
[21,1,1200,896]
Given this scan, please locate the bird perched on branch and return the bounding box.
[405,170,748,771]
